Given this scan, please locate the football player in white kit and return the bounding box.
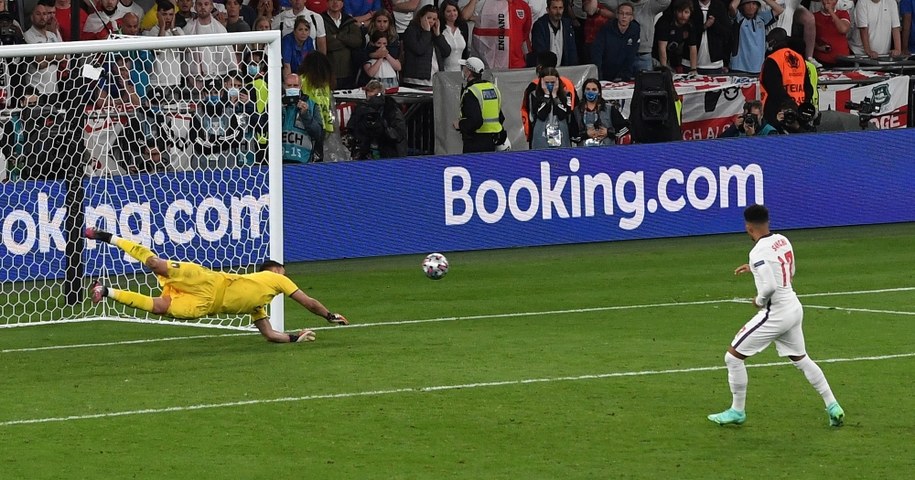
[708,204,845,427]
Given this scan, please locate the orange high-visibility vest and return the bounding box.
[761,48,807,108]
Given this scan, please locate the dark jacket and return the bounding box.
[348,94,408,159]
[592,20,641,81]
[322,12,365,82]
[688,0,731,65]
[401,24,451,82]
[531,15,579,67]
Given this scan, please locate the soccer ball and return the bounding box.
[422,253,449,280]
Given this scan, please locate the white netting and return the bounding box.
[0,32,285,330]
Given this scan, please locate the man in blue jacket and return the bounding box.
[592,2,641,81]
[532,0,579,66]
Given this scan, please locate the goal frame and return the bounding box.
[0,31,286,331]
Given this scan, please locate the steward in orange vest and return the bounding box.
[759,28,813,126]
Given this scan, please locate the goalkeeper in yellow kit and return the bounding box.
[84,227,348,343]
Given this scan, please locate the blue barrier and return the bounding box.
[1,130,913,281]
[285,129,915,260]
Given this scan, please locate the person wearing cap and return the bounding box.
[728,0,783,75]
[453,57,506,153]
[759,27,813,127]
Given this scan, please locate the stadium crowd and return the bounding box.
[0,0,911,173]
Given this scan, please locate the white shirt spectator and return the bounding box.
[848,0,900,56]
[441,23,466,72]
[117,0,146,19]
[23,27,61,94]
[272,7,327,38]
[84,9,126,37]
[183,18,236,77]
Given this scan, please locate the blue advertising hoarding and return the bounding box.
[1,130,913,281]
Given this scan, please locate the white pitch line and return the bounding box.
[3,351,913,427]
[806,305,915,316]
[3,286,914,355]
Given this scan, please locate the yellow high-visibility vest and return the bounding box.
[464,81,503,134]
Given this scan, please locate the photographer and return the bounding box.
[279,73,322,164]
[347,79,407,160]
[720,100,778,137]
[773,100,816,134]
[759,28,814,127]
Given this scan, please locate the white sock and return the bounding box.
[793,356,837,406]
[725,352,748,412]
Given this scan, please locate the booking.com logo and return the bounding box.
[444,159,764,230]
[0,193,269,256]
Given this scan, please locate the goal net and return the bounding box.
[0,31,285,331]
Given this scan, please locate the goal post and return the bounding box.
[0,31,286,331]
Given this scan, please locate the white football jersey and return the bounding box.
[748,233,799,308]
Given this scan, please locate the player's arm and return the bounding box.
[290,290,349,325]
[750,259,776,308]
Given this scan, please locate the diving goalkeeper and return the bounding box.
[85,228,348,343]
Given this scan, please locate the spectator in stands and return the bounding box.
[653,0,698,73]
[323,0,364,89]
[193,72,252,169]
[439,0,470,71]
[591,1,640,81]
[117,14,153,101]
[686,0,730,74]
[812,0,850,68]
[282,16,316,77]
[253,14,271,30]
[345,0,381,27]
[118,0,147,20]
[225,0,252,31]
[759,27,812,126]
[348,79,408,159]
[272,0,328,53]
[461,0,533,69]
[622,0,670,72]
[299,51,337,159]
[582,0,614,59]
[176,0,195,28]
[391,0,420,34]
[84,0,125,39]
[521,51,577,143]
[365,9,400,53]
[898,0,915,56]
[53,0,88,41]
[145,0,185,99]
[251,0,278,22]
[771,0,816,65]
[728,0,781,75]
[571,78,629,146]
[532,0,579,66]
[527,66,573,148]
[24,1,61,95]
[363,31,401,87]
[280,73,323,163]
[454,57,506,153]
[402,5,450,88]
[848,0,901,59]
[184,0,238,79]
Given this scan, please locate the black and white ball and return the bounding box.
[422,253,449,280]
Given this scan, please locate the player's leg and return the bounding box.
[91,281,172,315]
[708,310,780,425]
[84,228,169,277]
[252,318,316,343]
[778,325,844,426]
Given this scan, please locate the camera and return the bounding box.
[845,96,879,115]
[782,108,797,124]
[743,113,758,129]
[283,94,299,106]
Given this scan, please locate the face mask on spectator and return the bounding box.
[247,64,259,76]
[285,87,300,97]
[585,91,599,102]
[546,83,554,93]
[227,88,240,98]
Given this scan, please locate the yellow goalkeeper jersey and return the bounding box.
[216,271,299,321]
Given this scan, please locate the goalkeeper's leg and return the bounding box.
[90,281,171,314]
[84,227,169,277]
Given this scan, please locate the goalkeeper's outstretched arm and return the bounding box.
[290,290,349,325]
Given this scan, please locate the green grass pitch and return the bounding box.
[1,223,913,479]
